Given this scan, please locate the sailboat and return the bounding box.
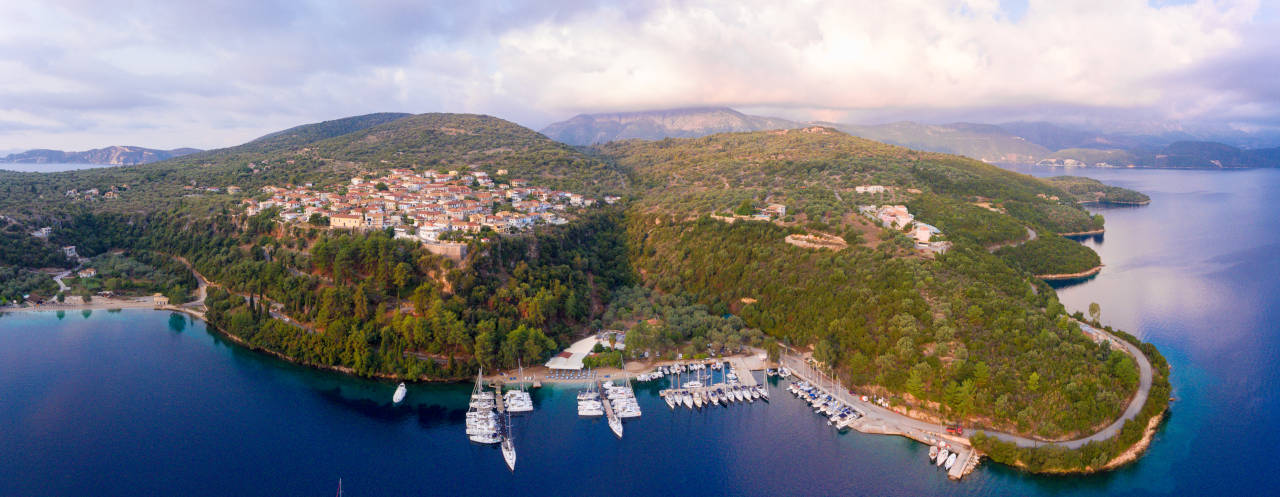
[467,368,503,444]
[392,382,407,404]
[501,410,517,471]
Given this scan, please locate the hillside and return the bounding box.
[0,113,628,219]
[540,107,802,145]
[0,114,1146,441]
[833,122,1050,163]
[598,127,1134,438]
[0,146,201,165]
[1043,176,1151,205]
[1047,141,1280,168]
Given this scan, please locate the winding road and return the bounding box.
[986,226,1037,253]
[784,320,1153,449]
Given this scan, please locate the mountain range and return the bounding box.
[0,145,201,165]
[540,107,1280,168]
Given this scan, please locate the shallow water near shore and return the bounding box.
[2,167,1278,496]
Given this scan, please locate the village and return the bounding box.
[244,169,618,258]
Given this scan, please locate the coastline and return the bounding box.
[1,296,160,312]
[1058,228,1105,236]
[1010,412,1166,475]
[1036,265,1102,280]
[6,304,1168,480]
[1079,200,1151,206]
[9,304,762,386]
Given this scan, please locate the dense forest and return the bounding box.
[0,113,1161,448]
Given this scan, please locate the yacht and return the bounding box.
[392,382,407,404]
[929,446,939,462]
[664,390,677,409]
[501,411,516,471]
[936,449,949,467]
[467,368,503,444]
[944,452,957,471]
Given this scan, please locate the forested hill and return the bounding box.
[0,113,629,219]
[600,126,1107,238]
[592,126,1137,438]
[0,114,1151,441]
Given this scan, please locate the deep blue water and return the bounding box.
[1,167,1277,496]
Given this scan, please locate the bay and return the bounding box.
[2,167,1278,496]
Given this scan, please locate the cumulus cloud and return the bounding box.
[0,0,1273,150]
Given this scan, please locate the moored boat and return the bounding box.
[392,382,407,404]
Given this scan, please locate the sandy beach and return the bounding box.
[1,295,160,313]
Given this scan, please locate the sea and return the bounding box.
[0,163,117,173]
[1,167,1277,496]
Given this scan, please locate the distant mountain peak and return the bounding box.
[541,106,802,145]
[0,145,201,165]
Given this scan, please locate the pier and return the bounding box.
[782,355,979,480]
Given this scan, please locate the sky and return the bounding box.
[0,0,1277,151]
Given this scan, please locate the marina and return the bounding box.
[781,354,979,480]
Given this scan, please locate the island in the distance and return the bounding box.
[0,145,201,165]
[0,112,1166,477]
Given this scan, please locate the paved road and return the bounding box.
[986,226,1037,253]
[784,321,1153,449]
[52,270,71,292]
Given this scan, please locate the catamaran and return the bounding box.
[392,382,407,404]
[504,360,534,413]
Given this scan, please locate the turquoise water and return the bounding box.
[1,167,1276,495]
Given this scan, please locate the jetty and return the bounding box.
[782,354,979,480]
[599,384,623,438]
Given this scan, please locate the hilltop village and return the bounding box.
[245,168,616,256]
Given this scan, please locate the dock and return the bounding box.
[494,383,505,413]
[783,355,979,480]
[727,357,759,386]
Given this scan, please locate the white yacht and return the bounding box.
[392,382,407,404]
[501,411,516,471]
[936,449,949,467]
[944,452,957,471]
[467,369,502,445]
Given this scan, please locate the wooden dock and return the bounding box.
[494,384,505,413]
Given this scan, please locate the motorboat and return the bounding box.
[392,382,407,404]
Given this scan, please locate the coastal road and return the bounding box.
[783,321,1153,450]
[986,226,1037,253]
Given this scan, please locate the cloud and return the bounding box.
[0,0,1273,150]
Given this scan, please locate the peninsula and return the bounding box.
[0,112,1164,476]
